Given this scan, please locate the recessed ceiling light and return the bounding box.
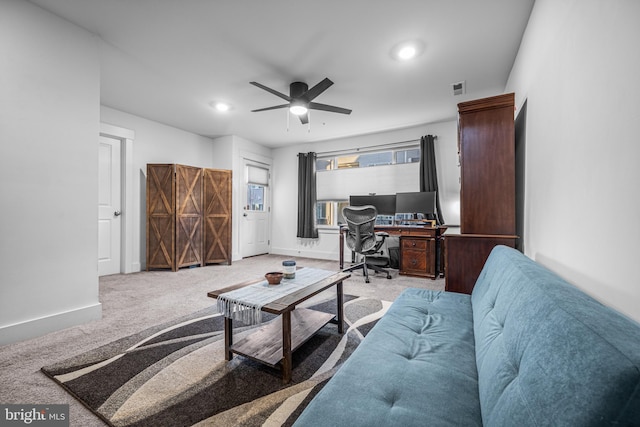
[398,46,417,60]
[391,40,425,61]
[210,101,231,112]
[214,102,230,112]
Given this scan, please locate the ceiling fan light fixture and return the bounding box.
[250,78,350,126]
[290,104,308,115]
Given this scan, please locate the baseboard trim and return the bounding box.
[0,303,102,346]
[270,247,339,261]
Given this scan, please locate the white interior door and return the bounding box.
[241,161,270,257]
[98,135,121,276]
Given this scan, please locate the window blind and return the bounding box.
[247,165,269,185]
[316,163,420,200]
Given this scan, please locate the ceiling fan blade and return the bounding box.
[304,78,334,101]
[251,104,289,112]
[250,81,291,102]
[309,102,352,115]
[299,112,309,125]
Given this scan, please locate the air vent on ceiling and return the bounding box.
[452,81,466,96]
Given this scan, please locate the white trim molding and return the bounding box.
[100,122,136,273]
[0,303,102,346]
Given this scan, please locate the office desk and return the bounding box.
[340,225,447,279]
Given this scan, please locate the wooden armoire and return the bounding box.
[146,164,231,271]
[445,93,518,294]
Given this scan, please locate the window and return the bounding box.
[318,146,420,171]
[316,201,348,227]
[246,184,265,211]
[315,144,421,227]
[317,158,333,171]
[336,152,393,168]
[246,164,269,211]
[395,148,420,164]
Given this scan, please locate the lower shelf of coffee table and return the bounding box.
[231,308,335,367]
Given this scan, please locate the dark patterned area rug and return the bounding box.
[41,295,389,427]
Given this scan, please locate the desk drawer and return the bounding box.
[399,228,436,238]
[401,238,428,250]
[399,236,436,278]
[401,249,428,273]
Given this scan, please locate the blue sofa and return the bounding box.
[294,245,640,426]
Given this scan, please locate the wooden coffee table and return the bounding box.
[207,270,350,383]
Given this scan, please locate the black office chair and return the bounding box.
[341,205,392,283]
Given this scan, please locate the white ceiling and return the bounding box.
[29,0,534,148]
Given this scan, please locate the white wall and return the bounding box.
[100,107,224,269]
[271,120,459,260]
[0,0,101,344]
[212,135,273,261]
[506,0,640,322]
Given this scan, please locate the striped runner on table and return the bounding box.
[216,268,336,325]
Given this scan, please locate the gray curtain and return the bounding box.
[419,135,445,225]
[297,152,318,238]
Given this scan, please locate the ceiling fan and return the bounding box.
[250,78,352,125]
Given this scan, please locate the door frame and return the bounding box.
[239,153,272,258]
[98,135,122,276]
[100,123,136,273]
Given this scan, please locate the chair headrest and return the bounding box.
[342,205,378,224]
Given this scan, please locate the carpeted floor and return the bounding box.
[0,255,444,426]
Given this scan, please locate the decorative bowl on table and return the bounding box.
[265,272,284,285]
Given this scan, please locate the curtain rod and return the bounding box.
[316,135,437,157]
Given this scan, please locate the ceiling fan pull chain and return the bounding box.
[286,108,290,132]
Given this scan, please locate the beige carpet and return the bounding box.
[0,255,444,427]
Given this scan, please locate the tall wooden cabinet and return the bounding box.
[445,93,518,294]
[146,164,231,271]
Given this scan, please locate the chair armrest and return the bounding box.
[370,232,389,252]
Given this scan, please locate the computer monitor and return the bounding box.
[349,194,397,216]
[349,194,396,225]
[395,191,436,219]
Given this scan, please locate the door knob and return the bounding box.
[114,210,122,217]
[243,212,248,217]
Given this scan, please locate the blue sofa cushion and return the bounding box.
[472,246,640,426]
[294,288,482,427]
